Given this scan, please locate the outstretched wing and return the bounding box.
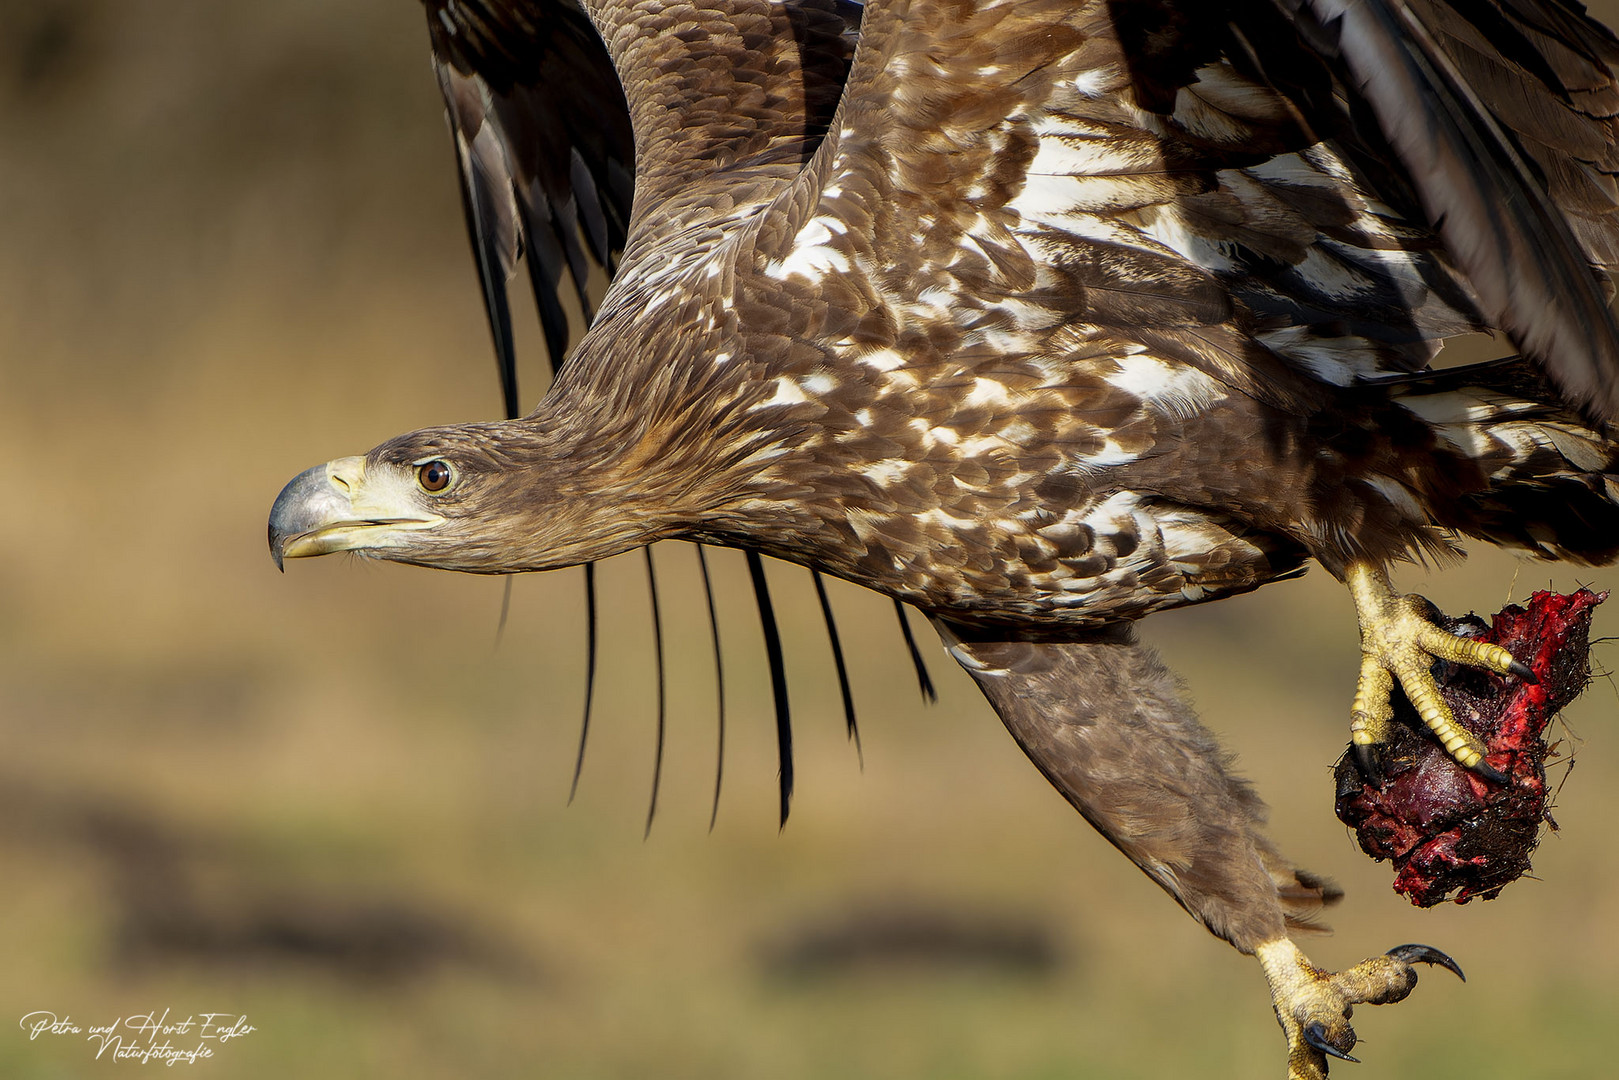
[748,0,1619,417]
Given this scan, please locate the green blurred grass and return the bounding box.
[2,3,1617,1077]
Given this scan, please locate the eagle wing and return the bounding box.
[425,0,633,409]
[1278,0,1619,420]
[739,0,1619,417]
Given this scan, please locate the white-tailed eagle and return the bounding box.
[267,1,1619,1075]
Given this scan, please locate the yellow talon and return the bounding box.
[1258,937,1464,1079]
[1344,561,1526,783]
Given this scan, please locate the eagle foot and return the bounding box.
[1257,939,1464,1079]
[1345,562,1531,785]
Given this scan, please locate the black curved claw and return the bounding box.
[1470,758,1510,786]
[1352,741,1386,787]
[1506,659,1539,685]
[1386,944,1466,982]
[1303,1022,1360,1063]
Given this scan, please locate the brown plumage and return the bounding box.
[269,1,1619,1075]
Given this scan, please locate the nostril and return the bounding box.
[324,456,365,495]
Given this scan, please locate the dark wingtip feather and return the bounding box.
[746,552,793,828]
[451,153,522,420]
[811,571,863,767]
[434,64,522,421]
[893,599,938,703]
[643,548,667,839]
[694,545,727,832]
[567,562,599,805]
[494,575,514,650]
[518,214,578,380]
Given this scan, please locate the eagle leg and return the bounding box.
[1345,561,1530,784]
[939,621,1456,1076]
[1257,938,1464,1079]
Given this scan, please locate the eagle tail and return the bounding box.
[1391,364,1619,566]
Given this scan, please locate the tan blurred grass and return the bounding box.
[2,3,1618,1077]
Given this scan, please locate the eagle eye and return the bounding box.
[417,460,454,493]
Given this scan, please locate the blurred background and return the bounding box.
[2,2,1616,1077]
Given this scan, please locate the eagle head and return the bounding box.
[268,421,647,574]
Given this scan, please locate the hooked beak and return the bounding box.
[268,456,441,570]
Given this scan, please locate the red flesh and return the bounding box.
[1334,589,1604,906]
